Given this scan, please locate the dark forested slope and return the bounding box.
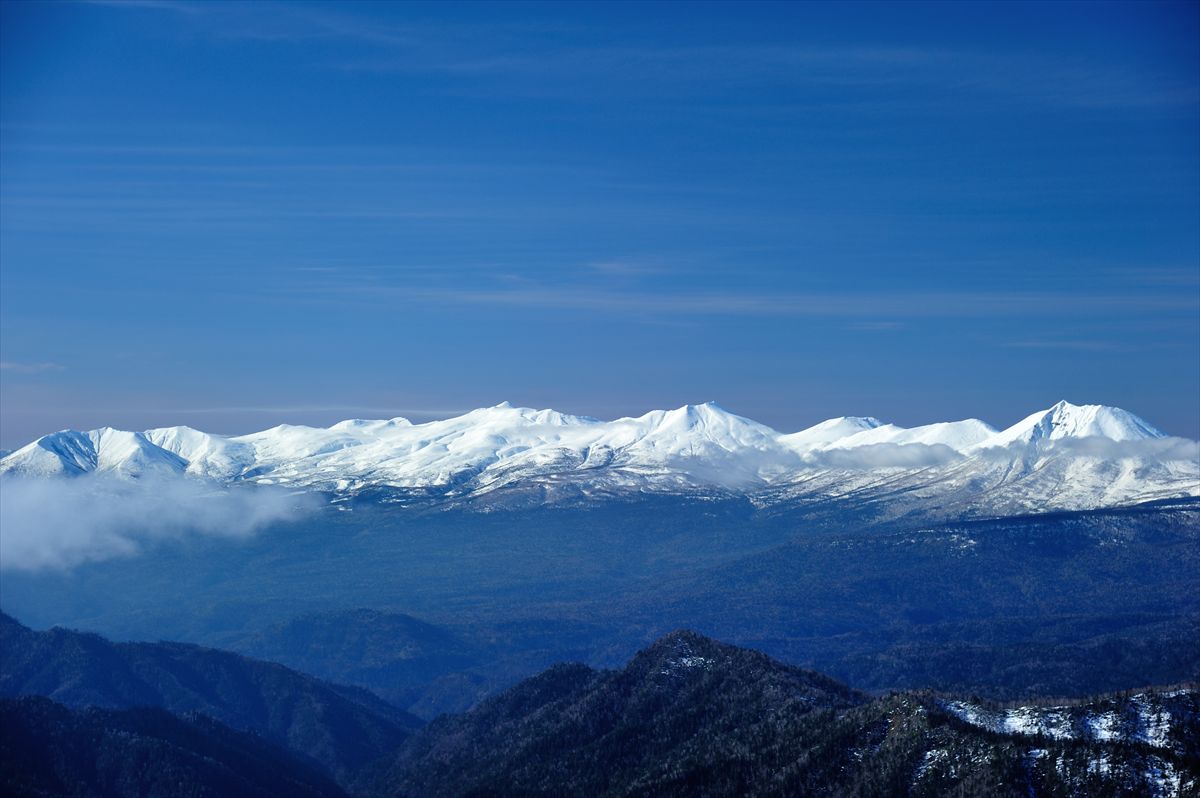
[0,696,348,798]
[0,612,421,787]
[381,631,1200,797]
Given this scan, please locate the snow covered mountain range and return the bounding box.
[1,401,1196,517]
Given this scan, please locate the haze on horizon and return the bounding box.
[2,0,1198,449]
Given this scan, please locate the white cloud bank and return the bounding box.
[0,474,317,571]
[802,442,964,470]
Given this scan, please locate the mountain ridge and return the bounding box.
[1,400,1195,516]
[380,628,1199,797]
[6,620,1196,796]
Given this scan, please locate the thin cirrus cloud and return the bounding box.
[160,404,470,418]
[0,405,471,422]
[0,361,64,374]
[269,280,1199,320]
[82,1,1197,110]
[1003,340,1143,353]
[81,0,200,13]
[384,46,1196,110]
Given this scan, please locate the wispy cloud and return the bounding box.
[1103,267,1200,287]
[272,280,1199,320]
[338,43,1198,109]
[0,361,64,374]
[81,0,201,13]
[80,1,1198,110]
[586,259,666,277]
[162,404,468,418]
[1003,340,1142,353]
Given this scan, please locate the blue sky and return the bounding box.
[1,0,1198,446]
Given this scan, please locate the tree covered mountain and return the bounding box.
[0,696,348,798]
[2,617,1196,796]
[0,612,421,789]
[380,631,1199,797]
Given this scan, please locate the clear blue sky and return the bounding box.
[2,0,1198,447]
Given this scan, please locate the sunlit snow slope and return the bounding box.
[2,400,1197,516]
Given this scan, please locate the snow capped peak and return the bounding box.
[977,401,1165,450]
[454,403,596,427]
[664,402,739,424]
[630,402,779,443]
[682,400,730,413]
[144,425,255,479]
[89,428,187,477]
[781,416,885,450]
[820,416,886,430]
[328,418,412,431]
[144,425,227,456]
[2,430,98,476]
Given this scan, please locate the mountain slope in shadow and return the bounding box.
[0,612,421,788]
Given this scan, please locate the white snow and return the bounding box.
[1133,696,1174,748]
[1142,757,1183,798]
[780,416,884,449]
[1,401,1196,514]
[1088,711,1122,742]
[943,702,1074,740]
[913,749,947,781]
[942,692,1192,755]
[820,419,997,453]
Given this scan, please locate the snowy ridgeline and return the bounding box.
[936,691,1199,797]
[1,400,1197,513]
[942,691,1195,749]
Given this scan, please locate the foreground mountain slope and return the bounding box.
[0,696,348,798]
[382,630,864,798]
[2,401,1195,515]
[381,631,1200,798]
[0,613,422,787]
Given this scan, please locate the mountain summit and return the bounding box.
[978,400,1165,450]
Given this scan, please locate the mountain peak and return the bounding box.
[642,403,777,441]
[781,415,886,450]
[328,418,412,431]
[643,628,721,652]
[664,401,731,418]
[978,401,1165,450]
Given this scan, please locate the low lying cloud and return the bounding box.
[796,436,1200,472]
[0,474,317,571]
[973,436,1200,464]
[803,443,963,470]
[1044,435,1199,462]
